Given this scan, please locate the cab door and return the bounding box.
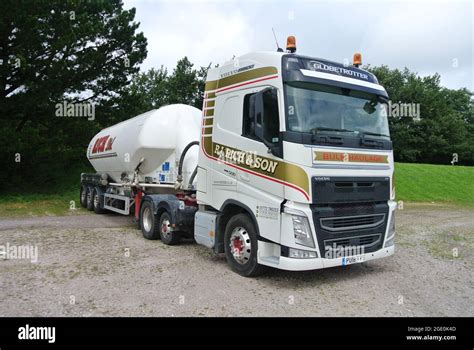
[235,86,284,243]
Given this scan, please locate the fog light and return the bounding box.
[289,248,317,259]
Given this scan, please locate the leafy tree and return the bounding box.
[167,57,209,108]
[0,0,147,191]
[103,66,169,126]
[368,65,473,165]
[110,57,210,125]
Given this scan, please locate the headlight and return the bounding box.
[384,212,395,247]
[284,207,315,248]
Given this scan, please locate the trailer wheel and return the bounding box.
[86,186,94,211]
[92,187,105,214]
[140,201,160,240]
[79,185,88,208]
[224,213,268,277]
[158,211,180,245]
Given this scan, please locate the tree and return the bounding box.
[167,57,209,108]
[0,0,147,191]
[104,66,169,126]
[367,65,474,165]
[110,58,210,125]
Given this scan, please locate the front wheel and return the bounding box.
[224,214,268,277]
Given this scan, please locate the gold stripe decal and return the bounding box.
[213,143,309,195]
[205,66,278,92]
[313,151,389,164]
[206,100,215,108]
[201,66,310,201]
[204,109,214,117]
[202,118,214,126]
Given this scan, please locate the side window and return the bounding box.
[242,88,280,144]
[261,88,279,144]
[242,93,256,139]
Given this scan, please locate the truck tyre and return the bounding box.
[224,213,268,277]
[140,201,160,240]
[80,185,88,208]
[158,211,180,245]
[86,186,94,211]
[92,187,105,214]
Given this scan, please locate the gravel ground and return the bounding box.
[0,204,472,317]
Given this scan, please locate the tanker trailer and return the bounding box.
[80,41,396,277]
[80,104,201,244]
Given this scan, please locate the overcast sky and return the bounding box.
[123,0,473,90]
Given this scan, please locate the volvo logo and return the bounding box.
[314,177,331,181]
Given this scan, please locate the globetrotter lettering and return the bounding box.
[309,61,369,80]
[214,144,279,174]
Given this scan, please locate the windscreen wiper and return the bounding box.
[310,127,353,145]
[310,127,355,134]
[359,131,389,148]
[359,131,390,138]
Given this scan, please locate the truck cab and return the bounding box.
[195,46,395,275]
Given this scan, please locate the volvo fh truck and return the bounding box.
[80,37,396,276]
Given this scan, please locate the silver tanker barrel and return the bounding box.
[87,104,201,187]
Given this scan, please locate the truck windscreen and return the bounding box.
[285,82,390,140]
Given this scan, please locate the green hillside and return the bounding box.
[0,162,473,217]
[395,162,474,206]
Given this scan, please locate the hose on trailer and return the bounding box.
[188,166,198,189]
[175,141,199,190]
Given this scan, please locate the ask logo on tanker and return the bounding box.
[92,135,116,154]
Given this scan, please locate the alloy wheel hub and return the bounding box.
[229,227,251,264]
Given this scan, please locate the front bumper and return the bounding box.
[257,200,396,271]
[268,245,394,271]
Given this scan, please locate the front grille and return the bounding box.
[325,202,376,216]
[320,214,385,232]
[325,234,381,249]
[324,234,382,257]
[312,176,390,204]
[311,201,389,258]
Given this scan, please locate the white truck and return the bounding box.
[80,37,396,276]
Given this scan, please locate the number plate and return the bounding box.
[342,255,365,266]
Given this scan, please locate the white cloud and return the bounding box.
[124,0,473,90]
[125,1,255,70]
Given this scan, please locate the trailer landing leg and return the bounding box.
[134,189,143,220]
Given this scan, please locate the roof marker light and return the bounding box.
[286,36,296,53]
[353,52,362,67]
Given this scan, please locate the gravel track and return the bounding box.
[0,204,472,317]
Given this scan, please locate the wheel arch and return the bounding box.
[215,199,260,254]
[141,194,180,223]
